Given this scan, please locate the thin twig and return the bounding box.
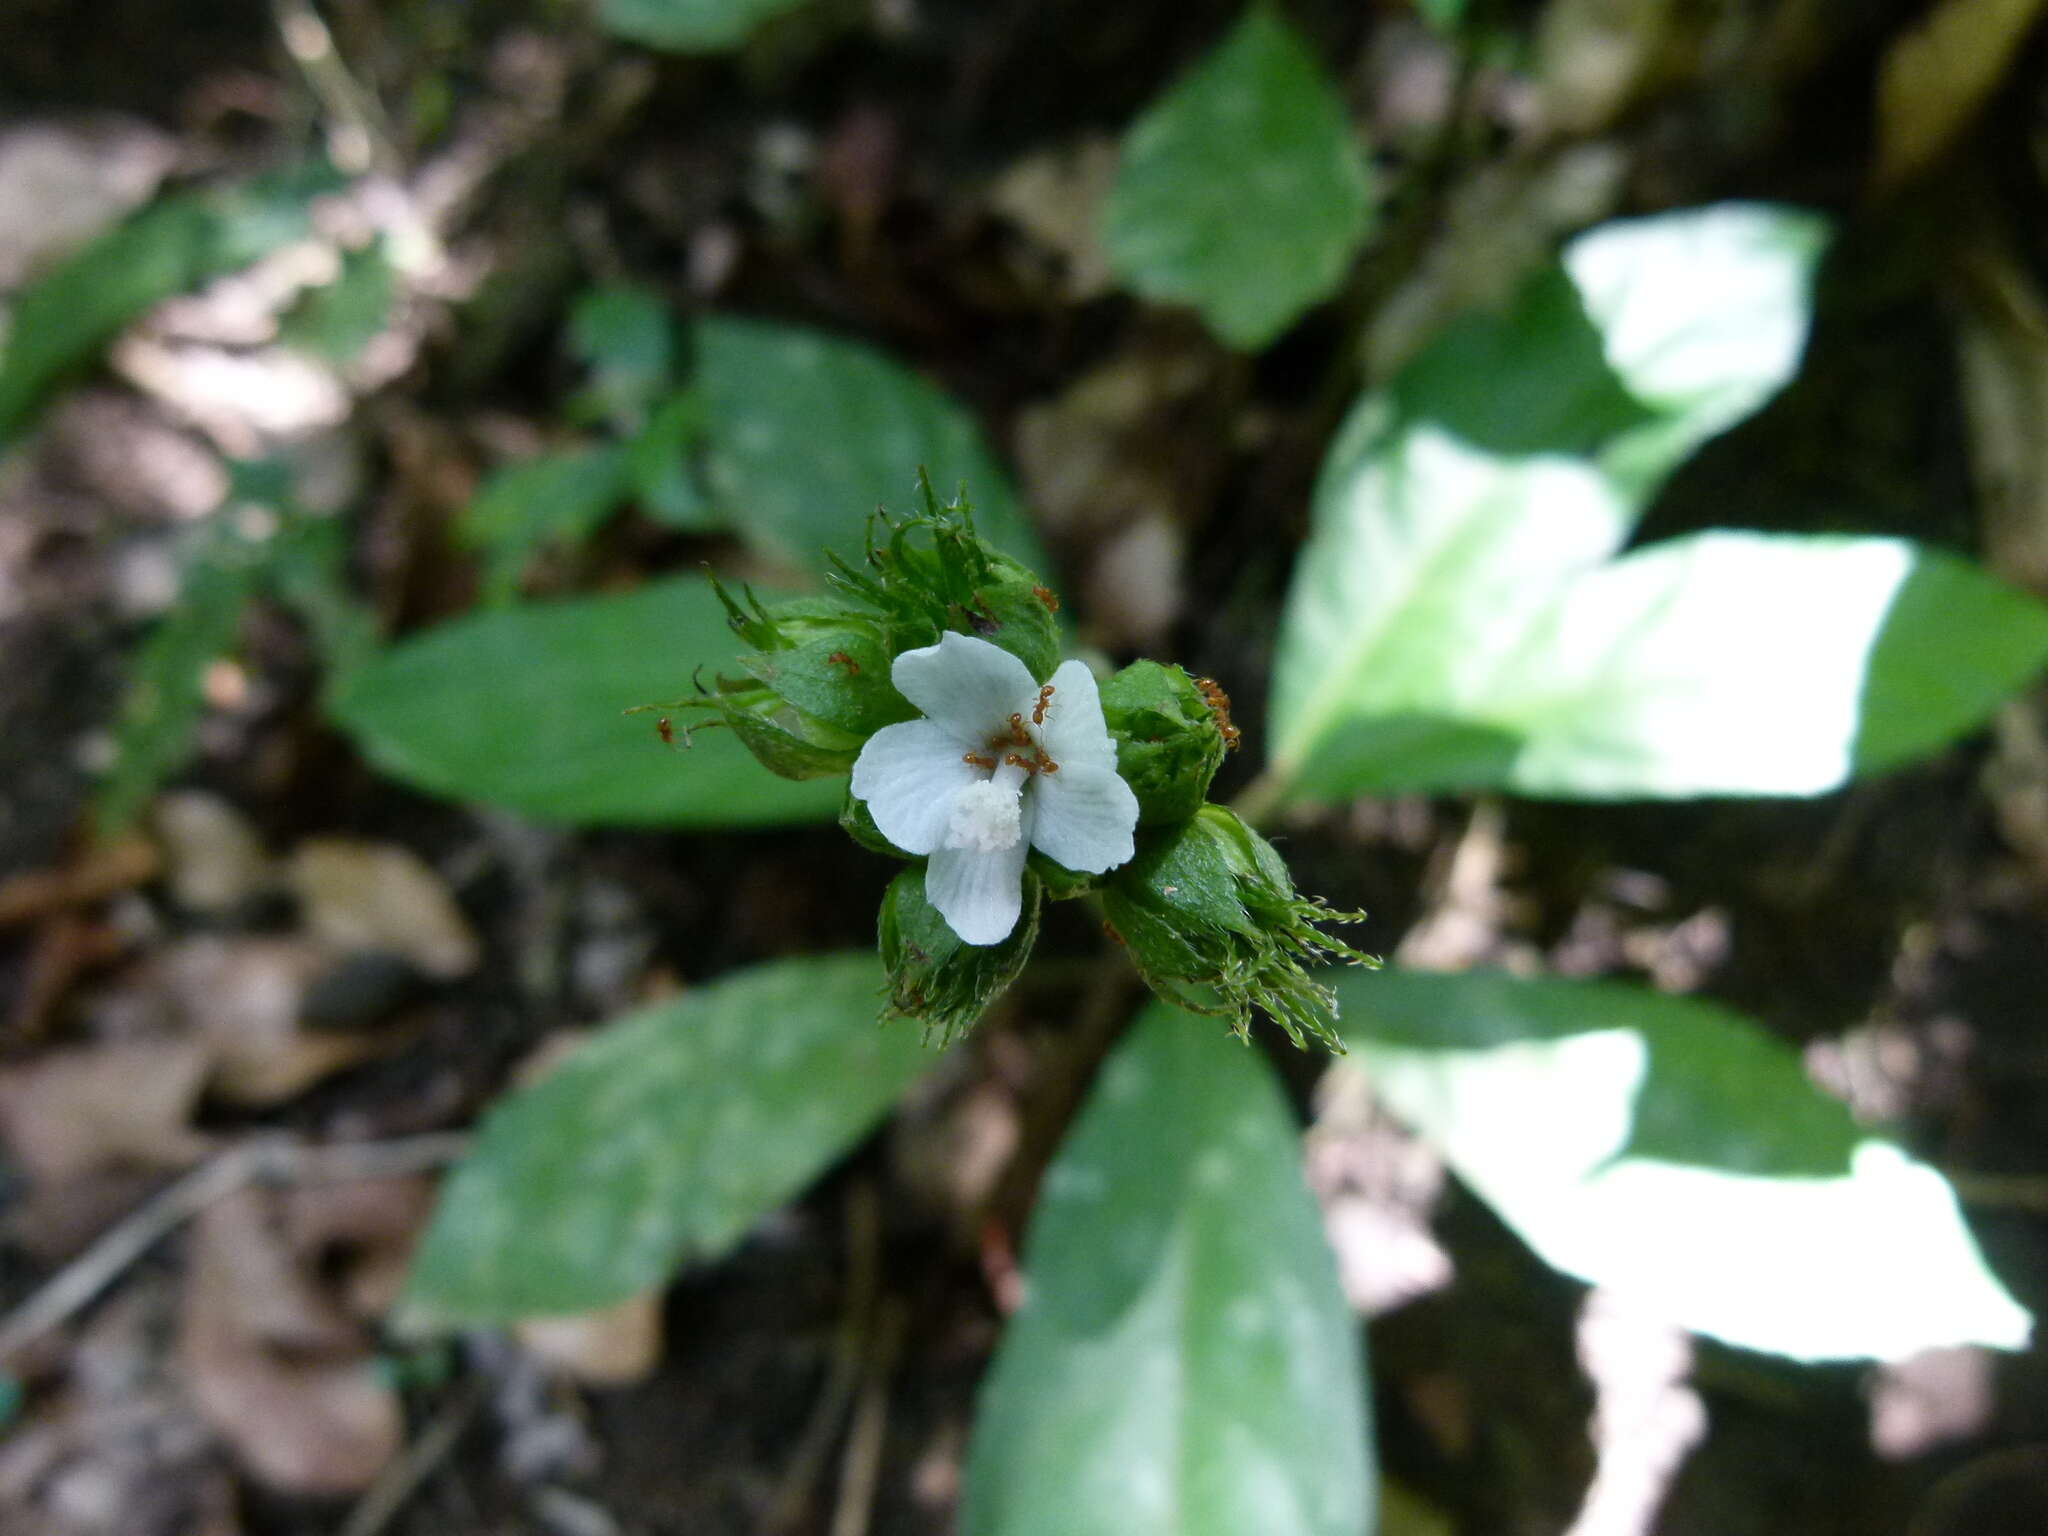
[339,1377,489,1536]
[829,1300,904,1536]
[0,1132,468,1364]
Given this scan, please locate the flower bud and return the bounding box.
[879,864,1041,1041]
[717,680,866,779]
[1100,806,1376,1052]
[1099,660,1228,825]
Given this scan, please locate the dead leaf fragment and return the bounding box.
[179,1187,402,1495]
[289,838,480,979]
[151,792,277,915]
[0,837,159,927]
[0,1039,211,1183]
[515,1291,665,1386]
[163,936,388,1106]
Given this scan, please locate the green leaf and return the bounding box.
[598,0,813,51]
[330,576,841,826]
[695,315,1047,571]
[965,1003,1373,1536]
[1264,203,2046,803]
[568,283,675,428]
[456,445,632,606]
[278,240,396,363]
[404,953,932,1319]
[626,390,715,529]
[94,533,263,840]
[0,164,341,445]
[1103,8,1375,350]
[1334,967,2033,1360]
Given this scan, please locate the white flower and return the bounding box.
[851,632,1140,945]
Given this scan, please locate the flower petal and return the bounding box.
[1029,761,1139,874]
[1036,659,1119,769]
[925,802,1035,945]
[892,632,1039,742]
[851,719,982,855]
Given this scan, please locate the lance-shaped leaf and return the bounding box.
[1333,967,2032,1361]
[965,1003,1373,1536]
[405,954,932,1320]
[1103,8,1375,350]
[331,576,840,827]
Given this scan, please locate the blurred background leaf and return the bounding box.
[1334,967,2032,1360]
[599,0,815,52]
[1103,7,1376,350]
[404,953,930,1319]
[965,1002,1373,1536]
[331,576,842,827]
[693,315,1047,571]
[0,163,341,444]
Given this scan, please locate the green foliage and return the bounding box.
[568,282,676,429]
[1269,202,2048,801]
[1100,807,1375,1051]
[331,576,841,826]
[0,164,342,445]
[1334,967,2032,1360]
[94,533,264,840]
[1104,8,1375,350]
[277,240,397,364]
[404,954,932,1320]
[879,865,1041,1041]
[964,1002,1373,1536]
[1100,660,1229,825]
[599,0,813,51]
[456,445,632,606]
[694,315,1047,571]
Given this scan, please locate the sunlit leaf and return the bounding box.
[1103,8,1375,350]
[1264,203,2047,803]
[965,1003,1373,1536]
[695,315,1046,570]
[404,953,932,1319]
[330,576,840,827]
[599,0,813,51]
[0,164,341,445]
[1334,967,2033,1360]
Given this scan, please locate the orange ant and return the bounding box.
[826,650,860,675]
[1032,585,1060,613]
[963,751,998,769]
[656,717,677,748]
[1195,676,1242,752]
[1031,683,1055,726]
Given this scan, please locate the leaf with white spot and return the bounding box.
[1268,203,2048,801]
[404,954,934,1320]
[331,576,840,827]
[694,315,1046,571]
[1103,9,1376,350]
[964,1003,1373,1536]
[1335,967,2033,1361]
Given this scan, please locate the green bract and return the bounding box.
[879,866,1043,1042]
[1100,806,1376,1052]
[1099,659,1229,824]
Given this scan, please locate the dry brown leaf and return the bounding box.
[0,1039,211,1183]
[0,837,159,927]
[288,838,481,979]
[150,792,277,915]
[1876,0,2048,189]
[515,1291,665,1386]
[283,1175,438,1320]
[179,1188,402,1495]
[163,936,389,1106]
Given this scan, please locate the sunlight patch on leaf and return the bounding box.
[1334,967,2032,1361]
